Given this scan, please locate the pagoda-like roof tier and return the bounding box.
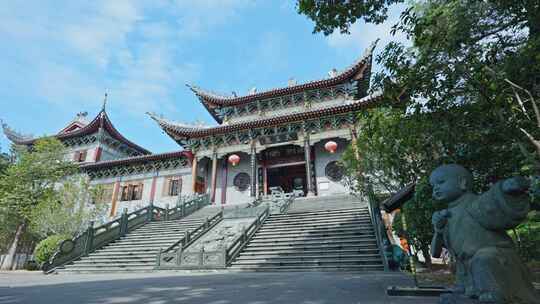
[81,150,191,170]
[2,110,151,155]
[150,92,383,141]
[188,42,377,122]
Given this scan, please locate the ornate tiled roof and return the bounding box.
[81,150,192,170]
[2,110,151,155]
[149,91,384,140]
[188,41,378,122]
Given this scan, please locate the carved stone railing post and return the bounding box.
[156,248,162,267]
[185,229,191,244]
[147,201,154,222]
[84,221,95,256]
[119,208,128,237]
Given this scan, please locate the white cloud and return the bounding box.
[171,0,253,37]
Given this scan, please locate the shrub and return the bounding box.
[33,234,70,264]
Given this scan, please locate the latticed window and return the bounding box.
[163,177,182,196]
[120,183,144,201]
[73,150,87,162]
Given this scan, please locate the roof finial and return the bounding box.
[102,92,108,111]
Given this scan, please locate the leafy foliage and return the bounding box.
[297,0,404,35]
[300,0,540,262]
[30,176,108,238]
[33,234,69,264]
[391,179,446,265]
[0,138,77,222]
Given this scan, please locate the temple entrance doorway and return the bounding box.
[266,164,307,196]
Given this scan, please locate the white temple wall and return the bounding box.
[223,156,252,205]
[313,138,350,196]
[89,166,193,217]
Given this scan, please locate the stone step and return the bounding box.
[131,226,200,233]
[273,205,367,214]
[71,259,156,266]
[142,222,205,228]
[228,265,384,272]
[267,209,369,220]
[255,229,374,238]
[97,242,173,249]
[94,247,163,254]
[235,253,381,261]
[257,223,374,233]
[263,218,371,227]
[248,235,375,244]
[64,263,155,269]
[79,254,157,260]
[242,242,378,251]
[232,258,383,267]
[238,248,380,256]
[120,235,184,241]
[261,219,372,228]
[111,239,183,246]
[56,267,156,274]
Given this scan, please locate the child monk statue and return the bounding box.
[429,164,538,303]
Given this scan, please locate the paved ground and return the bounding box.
[0,271,440,304]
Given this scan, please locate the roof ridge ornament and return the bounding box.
[102,92,108,112]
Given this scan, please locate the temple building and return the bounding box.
[2,43,383,218]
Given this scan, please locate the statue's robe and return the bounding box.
[438,182,538,303]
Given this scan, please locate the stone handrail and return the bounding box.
[161,209,223,254]
[366,185,391,271]
[43,194,210,274]
[156,205,270,269]
[225,205,270,266]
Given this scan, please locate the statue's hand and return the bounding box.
[502,176,530,195]
[432,210,451,233]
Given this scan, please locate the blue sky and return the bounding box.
[0,1,405,154]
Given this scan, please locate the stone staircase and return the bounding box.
[229,195,384,272]
[56,207,220,274]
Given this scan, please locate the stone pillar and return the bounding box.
[191,155,198,193]
[210,152,218,204]
[149,175,157,203]
[304,136,315,196]
[250,143,257,197]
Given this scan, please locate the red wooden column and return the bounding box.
[210,153,218,204]
[221,157,228,205]
[191,155,198,193]
[109,180,120,217]
[93,147,102,162]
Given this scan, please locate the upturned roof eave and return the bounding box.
[2,110,151,155]
[152,91,384,141]
[188,41,377,111]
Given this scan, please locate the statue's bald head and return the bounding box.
[430,164,473,202]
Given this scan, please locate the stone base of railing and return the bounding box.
[156,250,227,270]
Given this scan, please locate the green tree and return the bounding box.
[31,175,108,238]
[300,0,540,264]
[0,138,76,270]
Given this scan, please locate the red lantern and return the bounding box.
[228,154,240,166]
[324,141,338,153]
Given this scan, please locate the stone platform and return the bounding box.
[0,271,438,304]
